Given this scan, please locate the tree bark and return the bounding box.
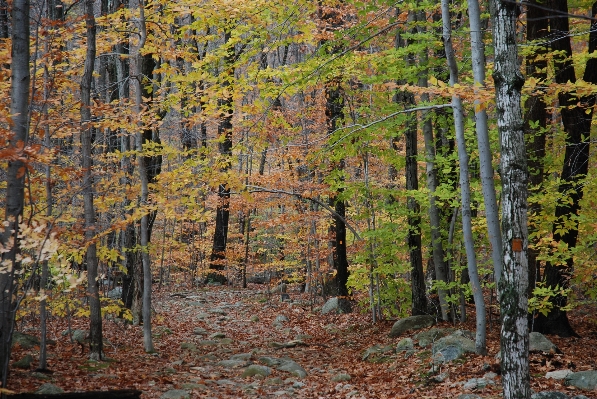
[0,0,30,385]
[80,0,103,361]
[208,29,234,283]
[533,0,597,337]
[441,0,486,354]
[490,0,531,395]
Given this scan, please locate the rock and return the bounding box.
[432,334,476,363]
[71,329,89,344]
[277,359,307,378]
[483,372,498,380]
[14,354,33,369]
[274,315,289,324]
[414,327,456,348]
[265,377,284,385]
[389,315,435,338]
[209,332,226,339]
[362,344,394,362]
[546,369,573,380]
[242,364,272,377]
[571,396,591,399]
[217,359,248,369]
[565,370,597,390]
[180,342,197,351]
[12,331,40,349]
[332,373,351,382]
[219,338,233,345]
[193,327,207,335]
[230,353,252,361]
[250,315,259,322]
[107,287,122,299]
[161,389,190,399]
[321,297,351,314]
[463,377,495,390]
[209,308,227,315]
[196,312,209,319]
[396,337,414,351]
[458,395,482,399]
[180,383,206,390]
[432,372,449,383]
[531,392,570,399]
[530,332,559,353]
[35,383,64,394]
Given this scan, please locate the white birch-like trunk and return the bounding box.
[441,0,486,354]
[467,0,503,285]
[490,0,530,396]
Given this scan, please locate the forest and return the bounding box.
[1,0,597,397]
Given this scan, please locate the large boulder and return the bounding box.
[432,334,476,364]
[35,383,64,394]
[321,297,351,314]
[529,332,559,353]
[565,370,597,391]
[389,315,435,338]
[414,327,456,347]
[12,332,40,349]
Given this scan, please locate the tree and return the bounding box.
[490,0,531,395]
[0,0,30,384]
[533,0,597,337]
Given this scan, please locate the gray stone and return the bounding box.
[332,373,351,382]
[457,395,482,399]
[209,332,226,339]
[483,372,498,380]
[231,353,252,361]
[242,364,272,377]
[432,334,476,363]
[265,377,284,385]
[274,315,289,324]
[530,332,559,353]
[217,359,247,369]
[362,344,394,362]
[219,338,233,345]
[31,372,51,380]
[71,329,89,344]
[414,327,456,347]
[107,287,122,299]
[432,372,449,383]
[531,392,569,399]
[209,308,227,315]
[216,379,235,385]
[180,342,197,351]
[161,389,190,399]
[389,315,435,338]
[193,327,207,335]
[293,381,305,388]
[277,359,307,378]
[35,383,64,394]
[571,396,591,399]
[565,370,597,390]
[12,331,40,349]
[546,369,573,380]
[321,297,351,314]
[463,377,495,390]
[196,312,210,319]
[179,383,206,390]
[396,337,414,351]
[14,354,33,369]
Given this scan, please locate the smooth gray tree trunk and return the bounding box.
[490,0,531,395]
[467,0,503,285]
[0,0,30,385]
[441,0,486,354]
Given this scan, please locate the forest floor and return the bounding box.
[8,282,597,398]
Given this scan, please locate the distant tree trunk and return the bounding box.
[441,0,486,354]
[209,29,234,283]
[80,0,103,361]
[533,0,597,337]
[0,0,29,385]
[132,0,154,353]
[490,0,531,395]
[524,0,548,298]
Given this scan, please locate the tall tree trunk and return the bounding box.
[533,0,597,337]
[490,0,531,395]
[524,0,548,298]
[467,0,502,285]
[0,0,29,385]
[132,0,154,353]
[208,29,234,283]
[441,0,486,354]
[81,0,103,361]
